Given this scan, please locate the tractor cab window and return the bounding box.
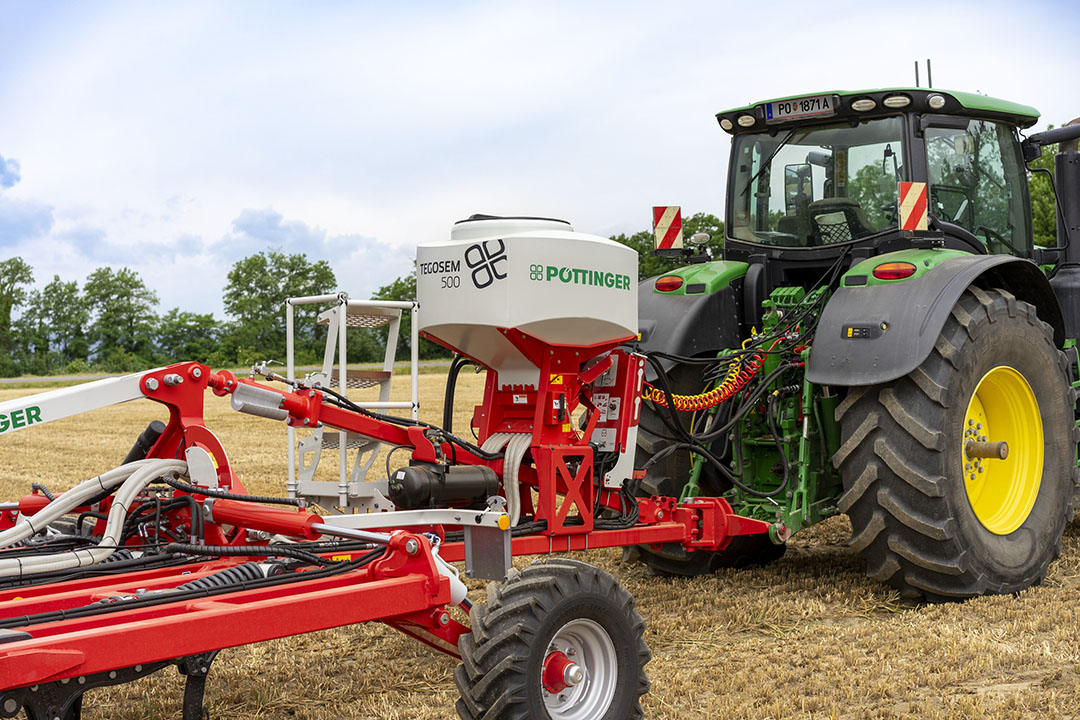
[926,119,1033,257]
[728,116,907,247]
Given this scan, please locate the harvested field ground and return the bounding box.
[1,370,1079,719]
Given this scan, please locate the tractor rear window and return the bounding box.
[728,117,907,247]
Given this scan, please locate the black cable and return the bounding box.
[156,472,303,507]
[31,483,56,501]
[316,385,503,461]
[0,549,384,629]
[164,542,336,567]
[0,553,192,591]
[76,511,108,535]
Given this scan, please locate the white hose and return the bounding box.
[0,459,187,578]
[482,433,515,522]
[481,432,531,527]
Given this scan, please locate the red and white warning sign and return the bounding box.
[653,206,683,250]
[898,182,928,231]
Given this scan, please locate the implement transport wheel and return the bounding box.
[455,559,650,720]
[834,287,1078,601]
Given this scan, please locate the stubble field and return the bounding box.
[1,370,1078,719]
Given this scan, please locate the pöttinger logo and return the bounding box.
[529,264,544,281]
[464,240,508,289]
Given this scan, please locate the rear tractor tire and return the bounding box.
[455,559,650,720]
[835,287,1078,601]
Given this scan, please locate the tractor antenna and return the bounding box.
[927,58,933,88]
[914,60,920,88]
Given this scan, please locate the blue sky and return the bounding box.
[1,0,1078,318]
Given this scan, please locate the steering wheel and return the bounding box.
[975,225,1024,256]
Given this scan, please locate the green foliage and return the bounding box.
[84,267,159,360]
[0,257,33,375]
[610,212,725,281]
[848,165,899,229]
[1028,128,1058,248]
[222,250,336,365]
[155,309,220,364]
[371,269,450,360]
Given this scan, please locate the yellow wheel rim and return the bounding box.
[962,366,1043,535]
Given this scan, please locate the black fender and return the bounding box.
[806,256,1065,387]
[636,279,743,378]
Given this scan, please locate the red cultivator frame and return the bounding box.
[0,356,771,719]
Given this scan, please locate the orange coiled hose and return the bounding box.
[643,352,765,412]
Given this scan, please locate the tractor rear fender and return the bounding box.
[637,264,746,379]
[806,254,1064,387]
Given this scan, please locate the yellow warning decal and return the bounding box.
[331,554,352,562]
[550,374,564,385]
[562,423,572,433]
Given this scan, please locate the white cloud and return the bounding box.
[0,0,1077,317]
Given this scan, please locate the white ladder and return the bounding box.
[284,293,419,511]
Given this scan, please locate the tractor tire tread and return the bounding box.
[835,288,1074,601]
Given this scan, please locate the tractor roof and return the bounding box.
[716,88,1040,133]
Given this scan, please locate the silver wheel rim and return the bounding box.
[542,618,618,719]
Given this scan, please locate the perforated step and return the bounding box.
[317,304,399,330]
[320,432,380,450]
[325,369,392,390]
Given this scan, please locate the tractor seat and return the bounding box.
[808,198,874,244]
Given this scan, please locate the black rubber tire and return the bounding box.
[455,559,650,720]
[627,368,786,576]
[834,287,1078,601]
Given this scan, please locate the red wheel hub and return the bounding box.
[542,650,583,694]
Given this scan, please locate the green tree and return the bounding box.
[12,276,89,374]
[371,270,448,360]
[1028,128,1059,248]
[222,250,337,364]
[155,309,220,364]
[0,257,33,374]
[847,164,899,230]
[84,267,159,368]
[610,211,725,280]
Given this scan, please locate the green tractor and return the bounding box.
[633,87,1080,601]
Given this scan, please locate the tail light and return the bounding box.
[872,262,917,280]
[654,275,684,292]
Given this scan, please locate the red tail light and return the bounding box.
[872,262,917,280]
[654,275,684,292]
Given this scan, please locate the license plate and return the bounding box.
[765,94,837,123]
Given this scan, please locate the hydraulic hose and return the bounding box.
[442,355,473,433]
[0,459,188,578]
[164,542,333,566]
[157,471,303,507]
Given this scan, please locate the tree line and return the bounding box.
[0,158,1060,379]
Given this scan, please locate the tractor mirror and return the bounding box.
[784,164,813,215]
[688,232,710,246]
[953,135,975,156]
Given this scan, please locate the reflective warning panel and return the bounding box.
[898,182,928,231]
[652,206,683,250]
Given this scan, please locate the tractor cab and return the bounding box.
[716,89,1040,267]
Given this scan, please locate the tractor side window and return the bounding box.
[926,120,1032,257]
